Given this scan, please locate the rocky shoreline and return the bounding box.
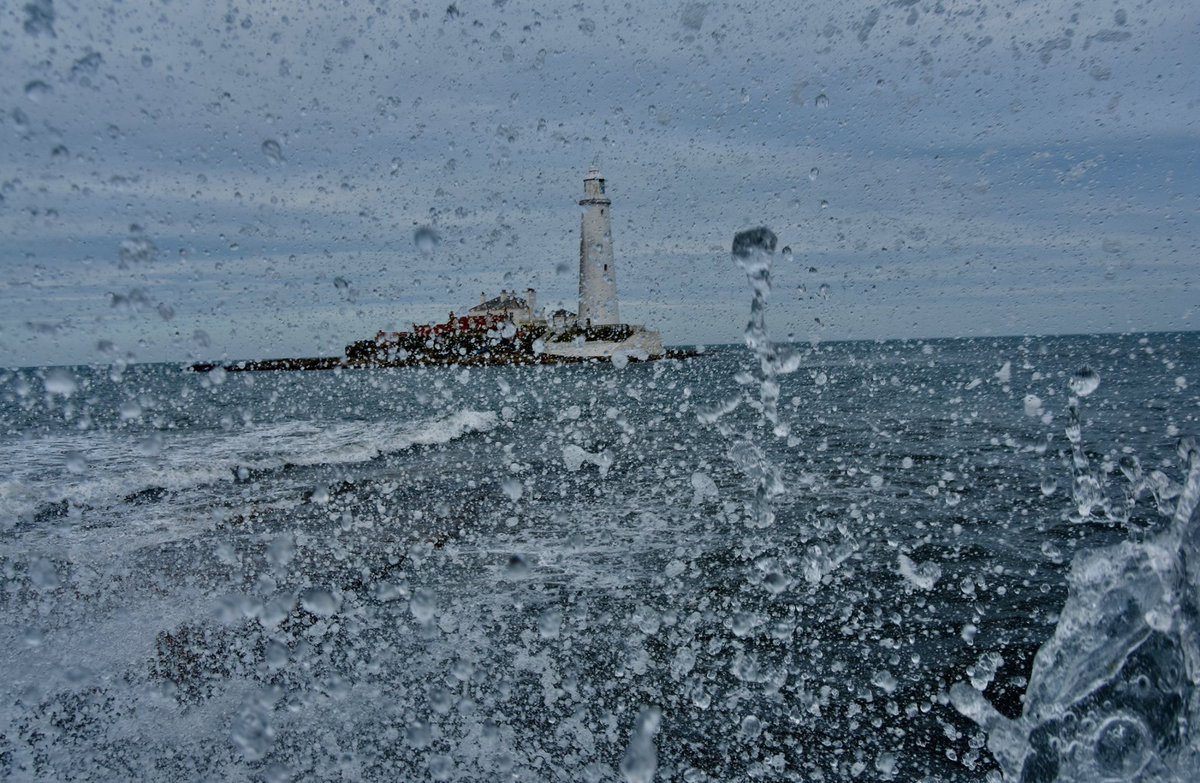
[190,347,698,373]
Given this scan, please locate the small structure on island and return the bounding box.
[470,288,538,324]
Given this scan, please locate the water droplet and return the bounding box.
[429,754,454,781]
[414,225,440,253]
[333,276,350,290]
[1040,477,1059,496]
[819,199,829,209]
[506,553,530,577]
[808,167,819,180]
[22,0,55,37]
[538,607,563,638]
[300,588,338,616]
[500,476,523,502]
[429,684,453,713]
[118,232,158,265]
[310,485,329,505]
[1069,366,1100,397]
[267,535,294,570]
[871,669,898,694]
[1093,716,1149,776]
[410,588,436,622]
[261,139,284,163]
[619,707,661,783]
[680,2,708,31]
[231,705,274,761]
[24,80,51,102]
[818,283,830,299]
[814,93,830,109]
[65,451,88,474]
[29,558,60,589]
[140,54,153,68]
[739,715,762,740]
[731,227,777,260]
[44,368,77,396]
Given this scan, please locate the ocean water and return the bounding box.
[1,332,1198,781]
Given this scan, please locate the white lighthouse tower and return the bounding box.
[578,167,620,326]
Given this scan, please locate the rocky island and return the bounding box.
[192,168,684,373]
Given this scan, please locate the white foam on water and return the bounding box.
[0,409,497,526]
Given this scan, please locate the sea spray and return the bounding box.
[952,370,1200,781]
[727,227,798,527]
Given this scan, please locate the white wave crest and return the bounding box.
[0,409,497,523]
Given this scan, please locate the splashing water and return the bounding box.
[729,227,790,527]
[952,375,1200,781]
[619,707,661,783]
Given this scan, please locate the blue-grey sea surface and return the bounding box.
[1,333,1197,781]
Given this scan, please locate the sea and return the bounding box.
[1,331,1198,782]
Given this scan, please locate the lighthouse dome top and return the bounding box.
[581,167,609,202]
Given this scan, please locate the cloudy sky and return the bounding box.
[1,0,1196,366]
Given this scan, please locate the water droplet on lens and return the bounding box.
[65,451,88,474]
[500,476,523,502]
[506,553,530,577]
[300,588,338,616]
[410,588,436,622]
[1069,367,1100,397]
[819,199,829,209]
[809,167,819,180]
[44,368,78,396]
[414,225,440,253]
[814,93,829,109]
[1093,716,1149,776]
[29,558,60,589]
[1040,477,1058,496]
[261,139,284,163]
[538,607,563,638]
[620,707,661,783]
[731,227,777,259]
[24,80,51,102]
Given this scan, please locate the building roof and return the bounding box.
[469,294,528,313]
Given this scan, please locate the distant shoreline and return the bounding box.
[189,348,699,373]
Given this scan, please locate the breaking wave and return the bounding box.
[0,409,497,524]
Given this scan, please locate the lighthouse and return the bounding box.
[578,167,620,325]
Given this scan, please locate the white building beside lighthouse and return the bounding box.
[578,167,619,326]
